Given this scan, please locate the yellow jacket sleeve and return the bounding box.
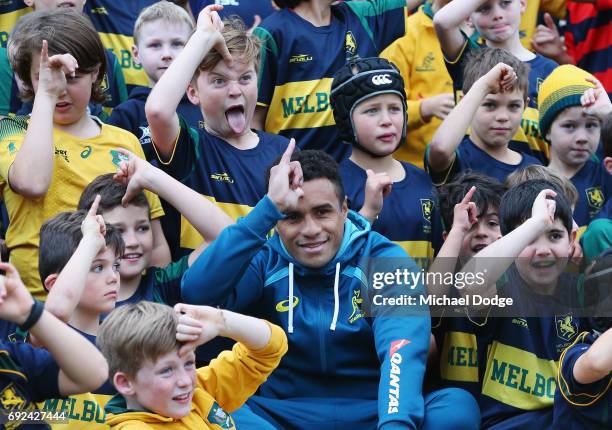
[196,323,288,413]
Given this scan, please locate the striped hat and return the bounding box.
[538,65,596,140]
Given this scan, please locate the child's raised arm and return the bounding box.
[9,41,77,197]
[0,262,108,395]
[433,0,484,61]
[427,186,478,296]
[428,63,517,174]
[44,197,107,322]
[174,303,273,355]
[113,148,233,264]
[145,5,232,160]
[459,188,557,298]
[572,327,612,384]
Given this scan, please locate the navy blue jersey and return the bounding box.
[0,340,60,428]
[471,266,587,429]
[339,158,442,268]
[84,0,157,90]
[433,312,481,398]
[445,36,558,164]
[157,116,288,257]
[188,0,276,28]
[554,331,612,430]
[106,86,203,163]
[425,136,542,185]
[253,0,406,161]
[569,158,612,233]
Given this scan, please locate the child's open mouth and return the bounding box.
[225,106,246,134]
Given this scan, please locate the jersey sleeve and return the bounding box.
[423,144,461,186]
[444,33,479,101]
[6,342,61,402]
[152,254,189,307]
[155,114,198,183]
[365,242,430,429]
[558,333,612,406]
[252,26,279,107]
[196,322,288,412]
[0,116,28,181]
[345,0,406,52]
[123,133,164,220]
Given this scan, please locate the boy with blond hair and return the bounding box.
[434,0,558,164]
[98,301,287,429]
[426,48,541,184]
[107,1,203,163]
[0,9,168,300]
[146,5,289,258]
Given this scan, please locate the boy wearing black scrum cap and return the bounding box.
[332,57,443,269]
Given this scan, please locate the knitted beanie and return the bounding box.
[538,64,596,140]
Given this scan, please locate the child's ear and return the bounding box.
[519,0,527,14]
[90,64,101,84]
[604,156,612,175]
[23,0,34,6]
[113,372,136,396]
[186,82,200,106]
[442,231,448,241]
[43,274,58,293]
[132,45,141,66]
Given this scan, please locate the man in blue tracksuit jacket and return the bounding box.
[181,143,480,429]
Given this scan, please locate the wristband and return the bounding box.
[19,300,44,332]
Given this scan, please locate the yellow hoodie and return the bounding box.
[105,324,288,430]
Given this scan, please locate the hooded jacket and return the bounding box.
[104,324,288,430]
[182,196,431,429]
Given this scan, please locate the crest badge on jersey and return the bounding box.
[345,31,358,61]
[207,402,234,429]
[348,289,364,323]
[585,187,604,210]
[555,314,578,342]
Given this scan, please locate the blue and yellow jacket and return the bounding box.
[181,196,432,429]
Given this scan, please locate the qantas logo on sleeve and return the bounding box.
[388,339,410,414]
[389,339,410,357]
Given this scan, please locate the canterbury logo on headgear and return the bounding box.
[372,74,392,85]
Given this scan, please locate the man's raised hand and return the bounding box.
[267,139,304,213]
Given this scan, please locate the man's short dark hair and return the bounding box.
[39,210,124,284]
[78,174,150,214]
[463,48,530,100]
[499,179,573,236]
[266,150,345,207]
[438,171,507,231]
[272,0,304,8]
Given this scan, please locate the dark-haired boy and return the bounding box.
[77,151,232,310]
[37,203,124,428]
[433,0,558,164]
[180,146,481,429]
[456,179,588,428]
[426,49,541,185]
[430,171,506,397]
